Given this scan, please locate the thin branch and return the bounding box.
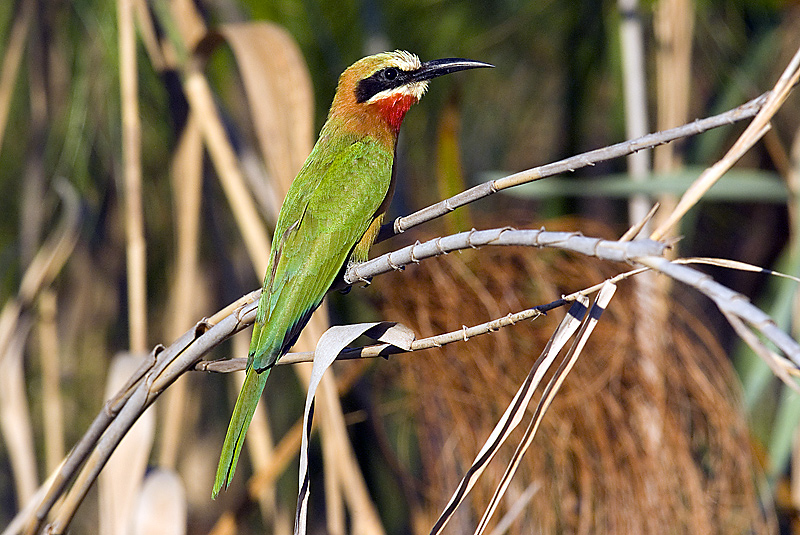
[349,227,665,285]
[199,267,650,373]
[380,92,769,241]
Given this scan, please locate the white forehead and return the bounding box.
[385,50,421,72]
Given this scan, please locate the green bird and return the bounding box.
[213,50,492,497]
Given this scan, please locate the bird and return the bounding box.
[213,50,493,497]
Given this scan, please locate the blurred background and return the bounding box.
[1,0,800,533]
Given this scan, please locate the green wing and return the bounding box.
[248,136,393,371]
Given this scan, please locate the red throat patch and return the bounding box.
[374,94,419,132]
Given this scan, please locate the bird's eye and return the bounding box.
[383,67,398,81]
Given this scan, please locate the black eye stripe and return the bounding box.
[355,67,413,103]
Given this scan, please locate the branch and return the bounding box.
[378,92,769,241]
[198,266,648,374]
[346,227,666,285]
[18,228,660,533]
[634,255,800,385]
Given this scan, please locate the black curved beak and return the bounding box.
[410,58,494,83]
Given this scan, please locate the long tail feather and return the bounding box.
[213,367,270,498]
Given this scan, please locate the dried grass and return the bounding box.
[372,218,773,534]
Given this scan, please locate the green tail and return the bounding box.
[213,366,270,498]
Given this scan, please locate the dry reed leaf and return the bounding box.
[212,22,314,195]
[430,298,589,535]
[372,218,772,534]
[130,469,187,535]
[296,323,412,535]
[475,283,617,535]
[291,315,387,535]
[98,353,155,535]
[0,322,38,503]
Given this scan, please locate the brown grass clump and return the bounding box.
[370,219,773,534]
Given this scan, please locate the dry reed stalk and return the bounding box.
[118,0,147,353]
[616,6,675,511]
[169,0,206,51]
[158,112,204,469]
[653,0,694,175]
[128,0,205,476]
[144,0,272,275]
[639,1,695,456]
[0,0,35,155]
[182,67,272,272]
[133,0,165,70]
[617,0,651,225]
[37,290,64,474]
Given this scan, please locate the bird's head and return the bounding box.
[328,50,492,144]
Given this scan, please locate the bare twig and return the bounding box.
[348,227,666,285]
[199,266,650,373]
[383,92,769,240]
